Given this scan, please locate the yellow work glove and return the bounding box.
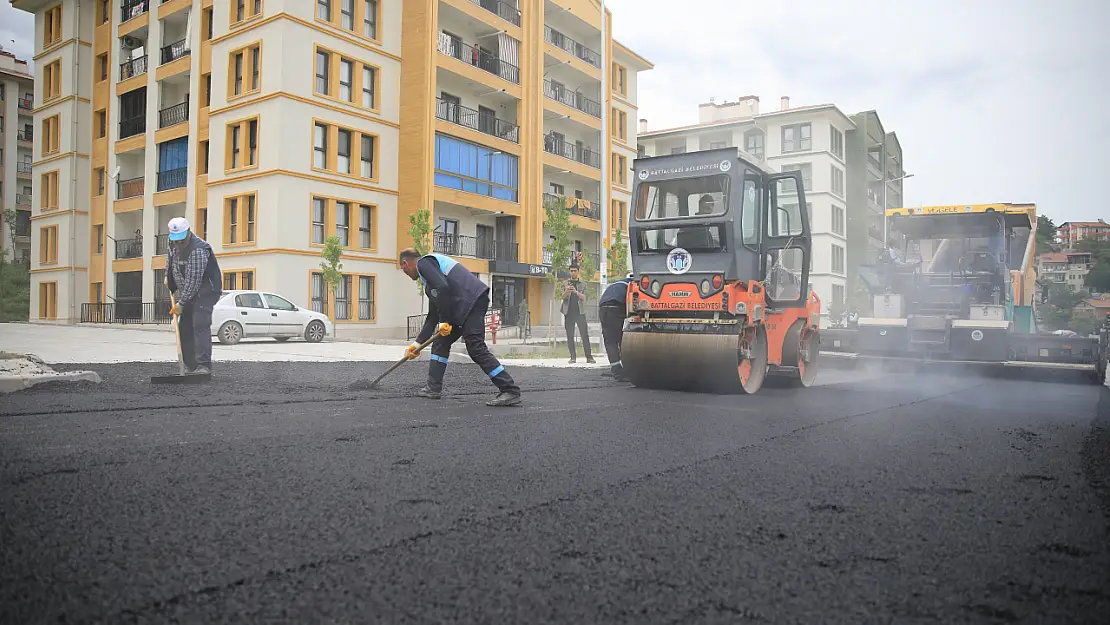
[437,322,453,336]
[405,342,421,360]
[169,303,183,316]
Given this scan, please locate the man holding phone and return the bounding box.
[561,262,595,364]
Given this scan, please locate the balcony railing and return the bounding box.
[15,218,31,238]
[435,98,519,143]
[115,236,143,259]
[433,232,519,262]
[543,136,601,169]
[16,162,32,174]
[119,115,146,139]
[542,248,600,268]
[156,167,187,192]
[543,193,601,220]
[82,301,172,325]
[466,0,521,27]
[155,233,170,255]
[121,0,149,22]
[18,95,33,110]
[17,130,33,142]
[867,154,882,170]
[158,101,189,128]
[544,26,601,68]
[160,39,189,65]
[543,80,602,118]
[437,33,520,84]
[15,194,31,206]
[120,55,148,81]
[117,175,145,199]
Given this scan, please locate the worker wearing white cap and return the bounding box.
[165,217,223,374]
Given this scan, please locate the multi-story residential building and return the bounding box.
[1037,250,1093,292]
[15,0,651,335]
[637,96,904,318]
[0,50,36,266]
[1056,219,1110,247]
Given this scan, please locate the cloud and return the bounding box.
[607,0,1110,224]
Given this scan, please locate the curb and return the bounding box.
[0,370,103,394]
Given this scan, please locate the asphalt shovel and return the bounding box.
[151,293,211,384]
[364,334,436,390]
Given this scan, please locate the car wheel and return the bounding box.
[274,337,290,342]
[218,321,243,345]
[305,320,326,343]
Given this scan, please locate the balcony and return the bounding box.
[543,193,600,220]
[18,95,33,110]
[437,33,520,85]
[17,130,33,142]
[15,194,32,207]
[14,215,31,238]
[120,115,146,139]
[543,79,601,118]
[435,98,519,143]
[16,163,32,175]
[544,26,600,68]
[115,236,143,259]
[464,0,521,27]
[158,101,189,128]
[542,248,600,267]
[160,39,188,65]
[156,167,187,191]
[120,55,148,81]
[118,175,145,199]
[155,233,170,255]
[433,232,518,262]
[543,135,601,169]
[121,0,149,22]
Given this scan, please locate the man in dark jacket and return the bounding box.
[399,247,521,407]
[165,217,222,374]
[598,273,633,380]
[561,262,594,364]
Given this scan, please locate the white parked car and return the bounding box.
[211,290,333,344]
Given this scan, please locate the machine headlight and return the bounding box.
[700,279,711,296]
[651,280,660,296]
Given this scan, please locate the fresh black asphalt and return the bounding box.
[2,360,1109,624]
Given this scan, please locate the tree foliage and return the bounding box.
[408,207,433,299]
[0,209,29,322]
[607,230,629,278]
[848,278,872,316]
[578,249,597,283]
[544,196,574,285]
[319,235,343,334]
[1035,214,1057,254]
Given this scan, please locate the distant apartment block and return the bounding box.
[0,50,35,267]
[1056,219,1110,247]
[1037,250,1092,291]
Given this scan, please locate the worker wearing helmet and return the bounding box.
[598,271,635,381]
[164,217,223,375]
[398,247,521,407]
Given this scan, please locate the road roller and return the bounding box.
[620,148,822,394]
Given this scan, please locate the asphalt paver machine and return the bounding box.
[620,148,822,394]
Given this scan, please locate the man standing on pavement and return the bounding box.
[599,272,633,380]
[165,217,222,374]
[398,247,522,407]
[561,262,595,364]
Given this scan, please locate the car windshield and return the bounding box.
[635,174,730,221]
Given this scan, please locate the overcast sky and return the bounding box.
[4,0,1107,224]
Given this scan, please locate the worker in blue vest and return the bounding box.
[398,247,522,407]
[598,272,634,380]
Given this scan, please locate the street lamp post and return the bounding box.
[598,0,608,287]
[881,172,914,248]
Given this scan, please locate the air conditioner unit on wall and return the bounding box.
[122,36,138,48]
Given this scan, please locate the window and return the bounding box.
[310,195,377,250]
[98,0,109,24]
[781,123,811,153]
[317,0,330,21]
[43,60,62,101]
[197,207,208,239]
[612,63,627,96]
[358,275,375,320]
[228,42,261,98]
[225,270,256,291]
[830,165,844,198]
[341,0,354,30]
[40,225,59,264]
[44,5,63,48]
[780,163,812,191]
[318,0,377,39]
[224,193,257,245]
[231,0,262,25]
[225,117,259,171]
[612,199,627,230]
[202,74,212,108]
[830,127,844,158]
[831,284,845,307]
[40,171,59,210]
[313,46,380,111]
[234,292,264,308]
[202,8,213,41]
[311,272,328,314]
[612,154,627,186]
[832,204,845,236]
[832,244,845,274]
[312,120,377,180]
[363,0,378,39]
[39,282,58,320]
[92,282,103,304]
[95,168,105,196]
[433,133,519,202]
[42,114,61,155]
[611,108,627,141]
[199,140,210,174]
[96,110,107,138]
[744,130,764,158]
[93,224,104,254]
[708,141,728,149]
[98,53,108,81]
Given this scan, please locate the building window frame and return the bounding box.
[44,5,63,49]
[43,60,63,102]
[227,41,262,100]
[311,119,378,182]
[42,114,61,156]
[40,170,60,210]
[40,225,59,264]
[831,164,844,198]
[316,0,382,44]
[223,269,256,291]
[312,45,381,113]
[309,270,377,323]
[230,0,263,27]
[781,122,812,153]
[225,116,260,173]
[309,194,378,252]
[830,126,844,159]
[831,204,845,236]
[39,281,59,320]
[832,243,845,275]
[223,192,258,247]
[612,62,627,96]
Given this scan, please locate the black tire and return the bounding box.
[217,321,243,345]
[274,337,290,342]
[305,320,326,343]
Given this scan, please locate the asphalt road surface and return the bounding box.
[2,360,1109,624]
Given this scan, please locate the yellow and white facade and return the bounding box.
[16,0,651,336]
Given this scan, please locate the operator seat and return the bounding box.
[675,194,719,250]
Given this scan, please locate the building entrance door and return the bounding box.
[491,276,525,327]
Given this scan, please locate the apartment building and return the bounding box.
[1037,250,1092,292]
[637,96,905,318]
[16,0,650,335]
[0,50,36,266]
[1056,219,1110,247]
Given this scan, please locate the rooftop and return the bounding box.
[639,97,856,138]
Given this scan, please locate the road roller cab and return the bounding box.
[621,148,823,394]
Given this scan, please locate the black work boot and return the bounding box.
[416,386,442,399]
[487,391,522,407]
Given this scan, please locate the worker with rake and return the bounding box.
[398,248,522,407]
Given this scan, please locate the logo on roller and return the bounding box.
[667,248,692,275]
[971,329,984,341]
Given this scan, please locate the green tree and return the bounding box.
[1048,284,1087,310]
[1035,214,1057,254]
[848,277,872,316]
[408,207,433,312]
[826,298,847,328]
[319,235,343,337]
[1086,263,1110,292]
[578,248,597,283]
[544,196,574,345]
[1070,311,1100,336]
[607,230,629,278]
[0,209,30,322]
